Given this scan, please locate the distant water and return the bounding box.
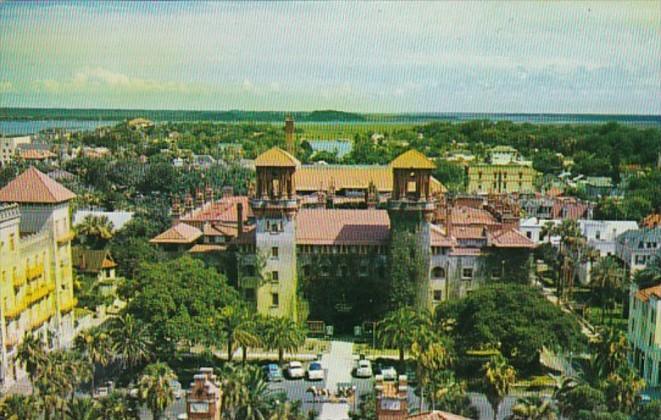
[0,120,117,136]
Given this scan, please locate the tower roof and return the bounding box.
[390,150,435,170]
[255,147,300,168]
[0,167,76,204]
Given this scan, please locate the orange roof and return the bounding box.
[188,244,227,253]
[452,226,486,239]
[635,284,661,303]
[391,150,436,169]
[488,228,536,248]
[294,165,446,193]
[255,147,300,167]
[431,224,456,247]
[296,209,390,245]
[0,167,76,204]
[19,149,56,160]
[182,196,251,224]
[407,411,471,420]
[450,206,499,226]
[643,213,661,228]
[150,223,202,244]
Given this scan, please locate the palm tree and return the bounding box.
[235,316,261,365]
[260,316,306,366]
[75,214,115,248]
[222,365,273,420]
[108,313,153,371]
[378,307,421,364]
[483,354,517,420]
[98,391,139,420]
[138,362,176,420]
[603,366,646,414]
[591,257,624,324]
[66,397,99,420]
[411,337,452,411]
[0,394,42,420]
[594,328,629,378]
[507,396,557,420]
[74,328,112,395]
[14,332,47,393]
[549,374,580,417]
[216,305,253,362]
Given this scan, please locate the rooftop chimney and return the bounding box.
[237,202,244,235]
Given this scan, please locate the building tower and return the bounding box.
[284,115,295,156]
[250,147,300,320]
[388,150,437,310]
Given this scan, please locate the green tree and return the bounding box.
[75,214,115,249]
[108,313,153,371]
[260,316,306,366]
[507,396,557,420]
[636,400,661,420]
[0,394,42,420]
[591,257,625,324]
[74,327,112,395]
[14,332,47,394]
[66,397,99,420]
[215,305,257,362]
[138,362,176,420]
[378,306,423,364]
[222,365,273,420]
[97,391,140,420]
[593,328,629,378]
[603,366,646,415]
[482,354,516,420]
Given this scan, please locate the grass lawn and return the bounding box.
[352,342,400,359]
[572,287,628,332]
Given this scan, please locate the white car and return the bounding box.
[355,360,373,378]
[306,362,324,381]
[381,366,397,381]
[286,361,305,379]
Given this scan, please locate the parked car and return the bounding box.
[286,361,305,379]
[306,362,324,381]
[263,364,284,382]
[381,366,397,381]
[355,359,373,378]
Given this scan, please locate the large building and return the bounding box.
[152,148,535,326]
[0,168,77,388]
[628,283,661,386]
[467,164,537,195]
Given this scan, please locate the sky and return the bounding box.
[0,1,659,114]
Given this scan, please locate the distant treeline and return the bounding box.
[2,107,660,126]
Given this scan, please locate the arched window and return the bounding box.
[432,266,445,279]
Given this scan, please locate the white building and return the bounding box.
[616,228,661,273]
[519,217,561,246]
[628,283,661,386]
[579,220,639,257]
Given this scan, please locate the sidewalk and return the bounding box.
[319,340,354,420]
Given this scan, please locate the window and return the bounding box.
[271,247,279,258]
[595,231,601,240]
[271,271,279,282]
[433,290,442,301]
[431,267,445,279]
[526,231,532,239]
[9,233,15,251]
[462,268,473,279]
[244,288,255,301]
[271,293,279,307]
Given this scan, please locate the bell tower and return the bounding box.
[388,150,436,309]
[251,147,300,320]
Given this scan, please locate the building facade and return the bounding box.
[467,164,537,195]
[152,148,535,325]
[615,227,661,273]
[0,136,31,167]
[628,283,661,386]
[0,168,77,388]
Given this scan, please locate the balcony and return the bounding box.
[56,230,75,245]
[12,274,26,288]
[26,264,44,281]
[31,311,54,329]
[4,298,27,319]
[26,282,55,305]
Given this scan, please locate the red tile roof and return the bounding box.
[296,209,390,245]
[181,196,251,224]
[19,149,57,160]
[407,411,470,420]
[488,228,536,248]
[551,200,589,220]
[450,206,498,226]
[635,284,661,303]
[431,224,456,247]
[203,222,239,237]
[150,223,202,244]
[0,167,76,204]
[452,226,486,240]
